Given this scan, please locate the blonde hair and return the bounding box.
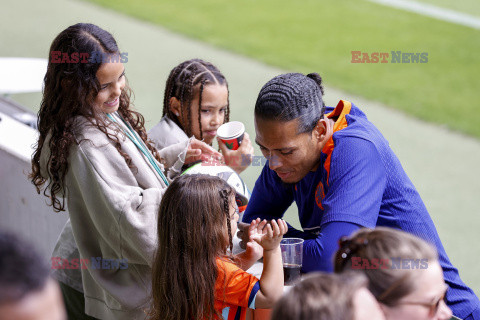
[334,227,438,306]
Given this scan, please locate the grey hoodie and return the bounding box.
[148,115,189,151]
[43,112,188,319]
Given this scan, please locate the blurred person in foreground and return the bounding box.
[271,272,385,320]
[0,231,66,320]
[335,227,453,320]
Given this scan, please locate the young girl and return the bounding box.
[148,59,254,174]
[150,174,287,320]
[30,23,220,320]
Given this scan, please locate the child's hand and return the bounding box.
[249,218,288,251]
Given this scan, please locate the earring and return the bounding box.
[175,112,180,116]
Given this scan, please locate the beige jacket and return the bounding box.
[148,115,189,151]
[43,112,189,319]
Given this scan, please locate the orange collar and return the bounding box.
[321,100,353,185]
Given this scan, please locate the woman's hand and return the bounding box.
[249,218,288,251]
[185,138,223,165]
[217,132,254,174]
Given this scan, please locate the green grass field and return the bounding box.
[415,0,480,17]
[85,0,480,138]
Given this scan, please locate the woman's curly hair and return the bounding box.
[30,23,162,212]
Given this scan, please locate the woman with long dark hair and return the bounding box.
[30,23,220,319]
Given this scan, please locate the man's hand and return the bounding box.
[245,240,263,262]
[217,132,254,174]
[235,238,264,271]
[237,222,251,250]
[185,138,223,164]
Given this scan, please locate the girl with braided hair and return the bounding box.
[30,23,221,319]
[149,59,255,174]
[150,174,287,320]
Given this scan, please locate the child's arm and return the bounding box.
[234,240,263,271]
[249,218,288,309]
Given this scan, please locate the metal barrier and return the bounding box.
[0,96,68,259]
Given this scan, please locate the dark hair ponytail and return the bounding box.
[306,73,325,96]
[254,72,326,134]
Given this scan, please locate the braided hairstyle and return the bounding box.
[255,73,325,134]
[150,174,236,320]
[220,189,235,254]
[162,59,229,141]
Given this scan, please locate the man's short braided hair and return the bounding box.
[255,73,325,134]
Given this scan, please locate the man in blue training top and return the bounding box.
[239,72,479,319]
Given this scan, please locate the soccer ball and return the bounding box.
[182,162,250,212]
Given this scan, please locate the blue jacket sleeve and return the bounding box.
[301,221,361,273]
[242,162,294,223]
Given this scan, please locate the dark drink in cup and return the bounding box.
[283,263,301,285]
[280,238,304,286]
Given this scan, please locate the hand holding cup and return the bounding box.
[217,121,245,150]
